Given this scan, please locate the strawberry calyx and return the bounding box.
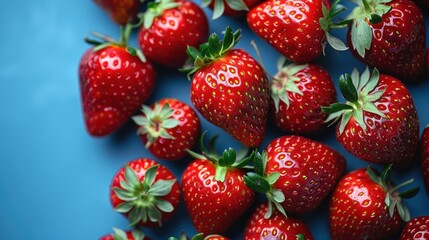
[271,56,306,112]
[366,164,419,222]
[319,0,350,51]
[138,0,180,29]
[84,23,146,62]
[346,0,392,57]
[110,228,145,240]
[113,164,177,226]
[132,102,180,148]
[182,26,241,79]
[243,151,287,219]
[201,0,249,19]
[168,233,223,240]
[322,67,386,134]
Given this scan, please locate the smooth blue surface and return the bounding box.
[1,1,428,239]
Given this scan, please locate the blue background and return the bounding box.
[1,0,428,239]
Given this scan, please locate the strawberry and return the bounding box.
[93,0,141,25]
[79,25,156,137]
[168,233,229,240]
[270,57,337,134]
[202,0,264,19]
[244,136,345,216]
[247,0,349,64]
[421,125,429,194]
[100,228,149,240]
[110,158,180,227]
[322,67,419,168]
[400,216,429,240]
[181,134,255,234]
[346,0,426,81]
[132,98,200,160]
[183,26,270,147]
[329,165,419,240]
[137,0,208,68]
[243,203,313,240]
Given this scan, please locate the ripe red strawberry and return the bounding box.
[322,67,419,168]
[400,216,429,240]
[181,134,255,234]
[110,158,180,227]
[132,98,200,160]
[138,0,208,68]
[329,165,418,240]
[202,0,264,19]
[421,125,429,194]
[79,26,156,137]
[244,203,313,240]
[93,0,141,25]
[100,228,149,240]
[270,58,337,134]
[245,136,345,216]
[183,27,270,147]
[247,0,349,63]
[346,0,426,81]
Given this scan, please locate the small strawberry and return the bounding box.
[181,133,255,234]
[168,233,229,240]
[346,0,426,81]
[201,0,264,19]
[247,0,348,63]
[270,57,337,134]
[244,203,313,240]
[100,228,149,240]
[183,26,270,147]
[322,67,419,168]
[244,136,346,216]
[329,165,419,240]
[132,98,200,160]
[138,0,209,68]
[421,125,429,194]
[110,158,180,227]
[79,25,156,137]
[400,216,429,240]
[93,0,141,25]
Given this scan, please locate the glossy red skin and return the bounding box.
[110,158,181,227]
[181,159,255,235]
[400,216,429,240]
[137,98,201,161]
[79,46,156,137]
[329,168,402,240]
[208,0,264,17]
[191,49,269,147]
[265,135,346,214]
[347,0,426,81]
[138,0,208,68]
[271,64,336,134]
[247,0,330,63]
[244,203,314,240]
[422,126,429,194]
[100,231,151,240]
[336,74,419,168]
[93,0,140,25]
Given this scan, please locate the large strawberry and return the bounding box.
[270,57,337,134]
[79,25,156,137]
[329,165,418,240]
[110,158,180,227]
[247,0,349,63]
[244,136,345,216]
[138,0,208,68]
[400,216,429,240]
[132,98,200,160]
[202,0,264,19]
[93,0,141,25]
[183,26,270,147]
[322,67,419,168]
[100,228,149,240]
[346,0,426,81]
[421,125,429,194]
[181,134,255,234]
[244,203,313,240]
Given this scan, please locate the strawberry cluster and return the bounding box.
[81,0,429,239]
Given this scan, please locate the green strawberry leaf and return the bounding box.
[244,172,271,193]
[325,32,348,51]
[339,74,358,103]
[212,0,225,19]
[225,0,249,11]
[351,19,372,58]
